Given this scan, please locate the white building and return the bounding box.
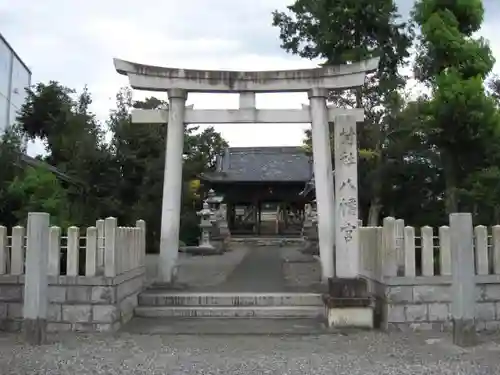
[0,32,31,134]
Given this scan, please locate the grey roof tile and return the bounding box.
[202,146,312,182]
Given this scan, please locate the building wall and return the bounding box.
[0,33,31,135]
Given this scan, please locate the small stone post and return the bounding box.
[23,212,50,345]
[450,213,477,347]
[218,203,230,241]
[301,201,319,255]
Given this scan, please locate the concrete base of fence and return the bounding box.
[0,267,146,333]
[382,277,500,334]
[453,319,477,347]
[23,318,47,345]
[326,307,374,329]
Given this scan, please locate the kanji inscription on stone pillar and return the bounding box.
[334,115,360,278]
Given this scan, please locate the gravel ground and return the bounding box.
[1,330,500,374]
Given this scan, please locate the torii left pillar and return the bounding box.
[309,88,336,280]
[158,89,187,283]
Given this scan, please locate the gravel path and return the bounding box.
[145,246,249,289]
[1,331,500,374]
[209,246,286,292]
[280,246,322,292]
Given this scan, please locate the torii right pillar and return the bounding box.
[324,113,374,329]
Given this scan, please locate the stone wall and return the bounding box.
[358,217,500,332]
[0,216,147,333]
[384,276,500,331]
[0,267,145,332]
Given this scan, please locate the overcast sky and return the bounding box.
[1,0,499,156]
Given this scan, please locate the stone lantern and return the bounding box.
[197,201,214,249]
[205,189,224,221]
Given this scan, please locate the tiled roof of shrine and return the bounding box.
[200,146,312,183]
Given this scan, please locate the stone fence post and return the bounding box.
[382,217,397,277]
[23,212,50,345]
[394,219,404,275]
[450,213,477,347]
[96,219,105,270]
[136,219,146,266]
[0,226,7,274]
[104,217,118,277]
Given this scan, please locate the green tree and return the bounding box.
[108,88,228,249]
[0,126,26,226]
[272,0,413,225]
[16,82,116,224]
[6,81,228,247]
[382,95,446,226]
[412,0,499,213]
[184,126,228,178]
[7,166,70,226]
[17,82,76,165]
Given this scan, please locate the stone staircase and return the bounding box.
[135,291,325,319]
[229,237,305,247]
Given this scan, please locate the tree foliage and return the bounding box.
[7,166,70,226]
[273,0,500,226]
[2,83,228,250]
[412,0,500,214]
[3,0,500,245]
[273,0,413,225]
[0,126,27,227]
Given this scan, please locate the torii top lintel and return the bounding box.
[113,57,380,93]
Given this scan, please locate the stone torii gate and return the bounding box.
[114,58,379,285]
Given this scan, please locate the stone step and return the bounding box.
[138,292,323,307]
[135,305,325,319]
[229,237,304,247]
[123,317,328,335]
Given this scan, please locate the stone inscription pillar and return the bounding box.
[334,114,359,278]
[159,88,187,283]
[308,88,335,280]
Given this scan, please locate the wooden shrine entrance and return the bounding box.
[229,202,305,236]
[200,146,312,236]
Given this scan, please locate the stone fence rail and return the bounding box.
[359,217,500,279]
[359,217,500,332]
[0,215,147,334]
[0,217,146,277]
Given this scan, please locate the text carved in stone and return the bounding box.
[340,222,357,242]
[340,126,355,145]
[339,178,356,191]
[339,197,357,217]
[339,151,356,166]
